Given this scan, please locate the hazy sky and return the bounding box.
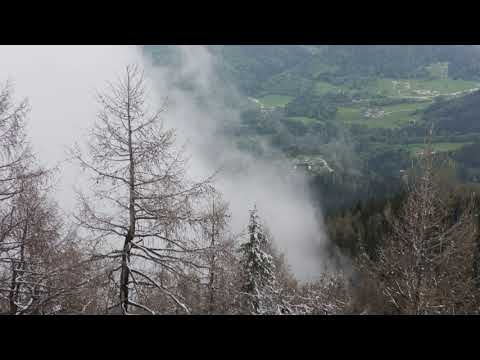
[0,45,143,214]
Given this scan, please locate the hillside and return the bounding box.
[423,90,480,133]
[143,45,480,211]
[209,45,480,95]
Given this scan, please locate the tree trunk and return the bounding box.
[208,200,216,314]
[119,69,135,314]
[9,221,27,314]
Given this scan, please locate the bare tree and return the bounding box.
[0,80,31,202]
[0,81,70,314]
[357,140,479,314]
[71,65,214,314]
[0,168,61,314]
[0,81,45,250]
[197,193,238,314]
[43,226,114,315]
[284,272,351,315]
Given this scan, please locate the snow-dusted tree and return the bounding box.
[286,272,352,315]
[45,226,113,315]
[357,140,479,314]
[238,206,278,314]
[197,193,238,314]
[0,80,106,315]
[0,167,65,314]
[0,81,32,203]
[71,64,214,314]
[0,81,71,314]
[0,81,44,248]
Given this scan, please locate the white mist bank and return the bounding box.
[0,45,333,280]
[143,46,332,280]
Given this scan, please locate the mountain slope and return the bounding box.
[423,90,480,133]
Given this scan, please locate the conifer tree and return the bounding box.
[238,206,277,314]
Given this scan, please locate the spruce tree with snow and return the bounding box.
[238,205,278,314]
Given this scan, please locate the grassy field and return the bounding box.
[364,78,479,98]
[411,79,478,94]
[308,76,479,102]
[405,142,472,156]
[313,81,344,96]
[335,101,432,129]
[256,73,480,132]
[258,94,294,107]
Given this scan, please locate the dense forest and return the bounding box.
[1,45,480,315]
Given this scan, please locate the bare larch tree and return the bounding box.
[72,65,213,314]
[0,81,44,248]
[0,81,31,203]
[357,139,479,314]
[198,193,236,314]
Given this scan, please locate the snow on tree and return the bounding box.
[238,205,278,314]
[71,65,215,315]
[356,137,479,314]
[198,193,238,314]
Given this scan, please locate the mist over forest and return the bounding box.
[1,45,480,315]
